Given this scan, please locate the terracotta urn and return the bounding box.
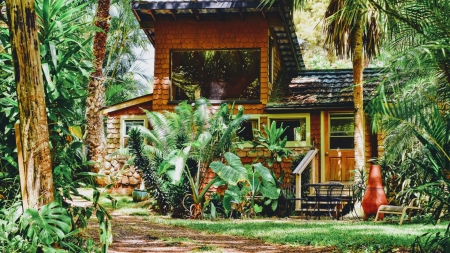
[361,164,388,220]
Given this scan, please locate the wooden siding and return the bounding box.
[153,17,271,113]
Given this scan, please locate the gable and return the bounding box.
[131,0,304,71]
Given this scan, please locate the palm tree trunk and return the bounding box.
[351,12,366,172]
[85,0,110,185]
[6,0,54,208]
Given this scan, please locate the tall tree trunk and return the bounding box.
[351,12,366,172]
[6,0,54,209]
[85,0,110,185]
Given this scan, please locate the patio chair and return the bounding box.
[374,198,423,225]
[281,183,305,217]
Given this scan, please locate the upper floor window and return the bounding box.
[329,113,354,149]
[171,49,261,102]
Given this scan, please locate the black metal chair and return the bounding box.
[306,182,344,219]
[280,183,304,217]
[325,183,344,219]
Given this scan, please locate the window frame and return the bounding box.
[328,112,354,150]
[237,115,261,147]
[169,48,261,103]
[120,115,148,148]
[267,114,311,148]
[268,36,274,84]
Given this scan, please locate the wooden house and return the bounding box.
[101,0,383,198]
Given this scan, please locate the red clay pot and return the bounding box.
[361,164,388,220]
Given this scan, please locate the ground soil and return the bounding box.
[104,211,336,253]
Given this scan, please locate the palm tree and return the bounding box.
[5,0,54,208]
[259,0,383,172]
[85,0,110,184]
[323,0,382,172]
[367,0,450,222]
[103,0,153,105]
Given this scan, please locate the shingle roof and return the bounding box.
[267,68,382,109]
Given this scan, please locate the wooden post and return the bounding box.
[14,123,28,210]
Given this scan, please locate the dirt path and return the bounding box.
[106,213,335,253]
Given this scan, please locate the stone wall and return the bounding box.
[103,116,143,190]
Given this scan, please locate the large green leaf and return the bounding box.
[210,152,247,186]
[259,183,280,200]
[21,202,71,246]
[158,146,191,184]
[252,163,275,185]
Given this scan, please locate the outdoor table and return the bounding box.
[305,182,345,220]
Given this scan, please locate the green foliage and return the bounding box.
[351,166,367,203]
[0,188,113,253]
[367,0,450,248]
[0,201,95,253]
[21,202,71,249]
[412,224,450,253]
[138,99,249,217]
[250,123,293,174]
[210,152,280,217]
[127,127,187,217]
[103,0,152,105]
[0,0,94,194]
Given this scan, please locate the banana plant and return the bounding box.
[250,123,293,176]
[210,152,280,217]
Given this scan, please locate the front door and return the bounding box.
[324,112,354,182]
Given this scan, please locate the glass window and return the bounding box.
[271,118,307,141]
[329,113,354,149]
[171,49,261,101]
[267,114,310,147]
[237,119,259,141]
[122,119,146,148]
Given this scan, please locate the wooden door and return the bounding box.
[324,112,355,182]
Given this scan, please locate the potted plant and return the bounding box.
[132,174,148,202]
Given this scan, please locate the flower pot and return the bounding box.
[361,164,388,220]
[132,189,148,202]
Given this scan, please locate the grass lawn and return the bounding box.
[87,190,448,252]
[151,217,448,252]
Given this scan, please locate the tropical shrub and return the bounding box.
[137,98,248,218]
[250,123,293,177]
[210,152,280,218]
[0,197,111,253]
[127,127,187,217]
[367,0,450,248]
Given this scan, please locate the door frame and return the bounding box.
[320,111,355,182]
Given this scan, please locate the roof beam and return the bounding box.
[192,8,201,21]
[144,29,155,45]
[169,10,178,21]
[238,8,244,20]
[215,8,222,20]
[131,9,141,22]
[146,9,156,21]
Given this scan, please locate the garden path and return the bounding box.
[105,212,335,253]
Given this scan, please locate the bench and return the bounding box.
[374,198,423,225]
